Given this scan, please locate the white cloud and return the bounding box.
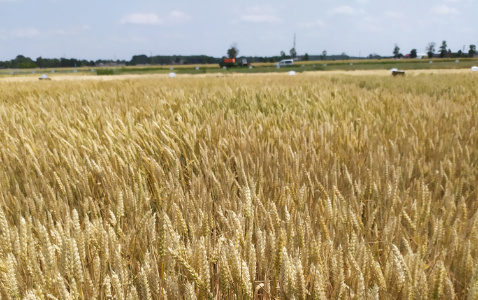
[240,14,281,23]
[13,28,40,38]
[121,11,191,26]
[328,5,355,15]
[168,10,192,23]
[432,5,459,15]
[121,13,162,25]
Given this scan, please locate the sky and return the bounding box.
[0,0,476,61]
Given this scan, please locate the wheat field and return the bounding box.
[0,72,477,299]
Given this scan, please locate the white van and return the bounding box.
[276,59,294,67]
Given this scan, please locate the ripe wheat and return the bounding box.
[0,73,476,299]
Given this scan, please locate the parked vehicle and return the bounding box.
[219,58,251,68]
[390,68,405,76]
[276,59,294,67]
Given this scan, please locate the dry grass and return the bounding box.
[0,73,477,299]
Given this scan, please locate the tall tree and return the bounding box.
[36,57,45,68]
[426,42,436,58]
[469,45,477,57]
[439,40,448,58]
[289,47,297,58]
[280,51,286,59]
[393,44,400,58]
[12,55,37,68]
[303,53,309,61]
[227,44,239,58]
[322,50,327,60]
[410,49,417,58]
[131,55,149,65]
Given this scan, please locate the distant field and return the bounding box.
[1,57,477,77]
[1,68,476,83]
[0,72,477,299]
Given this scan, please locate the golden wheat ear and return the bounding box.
[0,73,475,298]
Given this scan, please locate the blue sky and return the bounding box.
[0,0,476,61]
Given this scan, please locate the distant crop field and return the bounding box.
[0,73,477,299]
[1,57,477,78]
[114,58,478,75]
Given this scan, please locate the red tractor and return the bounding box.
[219,58,251,68]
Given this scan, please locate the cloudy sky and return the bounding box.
[0,0,476,61]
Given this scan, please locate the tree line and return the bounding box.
[0,54,221,69]
[0,54,281,69]
[0,53,303,69]
[0,55,96,69]
[1,41,476,69]
[393,41,477,59]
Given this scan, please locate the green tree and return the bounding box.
[439,40,447,58]
[227,44,239,58]
[393,44,400,58]
[131,55,149,65]
[322,50,327,60]
[303,53,309,61]
[36,56,45,68]
[12,55,37,68]
[280,51,286,59]
[469,45,477,57]
[410,49,417,58]
[289,47,297,58]
[426,42,436,58]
